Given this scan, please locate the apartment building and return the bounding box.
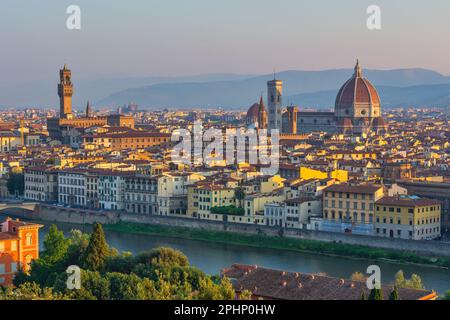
[24,166,58,202]
[374,196,441,240]
[0,218,42,286]
[124,175,158,214]
[98,171,134,210]
[187,182,236,220]
[86,172,99,209]
[58,169,87,207]
[157,172,205,216]
[264,196,322,228]
[321,183,384,235]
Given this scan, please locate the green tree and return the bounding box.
[368,288,383,300]
[42,225,70,264]
[389,286,399,300]
[81,223,109,271]
[394,270,424,290]
[135,247,189,268]
[239,289,253,300]
[441,290,450,300]
[197,277,235,300]
[0,282,69,300]
[6,173,24,196]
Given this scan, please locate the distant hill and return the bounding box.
[2,68,450,109]
[288,83,450,109]
[97,68,450,109]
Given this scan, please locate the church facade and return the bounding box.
[246,60,387,136]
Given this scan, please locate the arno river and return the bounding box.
[38,222,450,294]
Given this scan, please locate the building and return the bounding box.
[256,60,388,135]
[374,196,441,240]
[124,175,158,215]
[157,172,205,216]
[0,218,42,286]
[264,196,321,229]
[187,182,236,220]
[58,169,88,207]
[322,183,384,235]
[267,77,283,132]
[47,65,135,143]
[221,264,438,300]
[98,171,134,210]
[245,95,267,129]
[24,166,58,202]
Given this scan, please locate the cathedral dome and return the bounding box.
[245,95,267,129]
[246,103,260,121]
[335,60,381,118]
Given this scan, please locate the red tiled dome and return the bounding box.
[335,60,380,109]
[246,103,260,120]
[337,118,353,127]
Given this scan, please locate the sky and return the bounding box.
[1,0,450,86]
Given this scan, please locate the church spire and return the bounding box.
[86,100,92,118]
[354,59,362,78]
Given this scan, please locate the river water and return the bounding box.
[38,222,450,294]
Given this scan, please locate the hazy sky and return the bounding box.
[1,0,450,86]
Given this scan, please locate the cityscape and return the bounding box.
[0,0,449,309]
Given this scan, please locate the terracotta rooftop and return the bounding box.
[222,264,437,300]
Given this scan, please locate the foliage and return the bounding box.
[0,282,70,300]
[368,288,383,300]
[81,223,109,271]
[134,247,189,268]
[394,270,425,290]
[389,286,399,300]
[211,205,245,216]
[6,173,24,196]
[442,290,450,300]
[42,225,70,264]
[3,223,238,301]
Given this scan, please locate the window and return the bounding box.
[0,242,4,252]
[0,263,5,274]
[26,233,33,246]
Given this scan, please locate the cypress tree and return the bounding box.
[389,286,399,300]
[82,223,109,271]
[368,288,383,300]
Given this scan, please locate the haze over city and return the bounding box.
[0,0,449,306]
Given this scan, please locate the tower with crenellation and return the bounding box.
[58,64,73,119]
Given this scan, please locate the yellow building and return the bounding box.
[187,183,236,220]
[374,196,441,240]
[323,183,384,224]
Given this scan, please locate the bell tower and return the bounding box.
[267,76,283,132]
[58,64,73,119]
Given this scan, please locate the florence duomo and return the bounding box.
[246,60,387,136]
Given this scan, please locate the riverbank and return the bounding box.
[104,221,450,269]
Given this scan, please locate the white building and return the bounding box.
[157,172,205,216]
[98,171,133,210]
[58,169,87,207]
[24,166,58,202]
